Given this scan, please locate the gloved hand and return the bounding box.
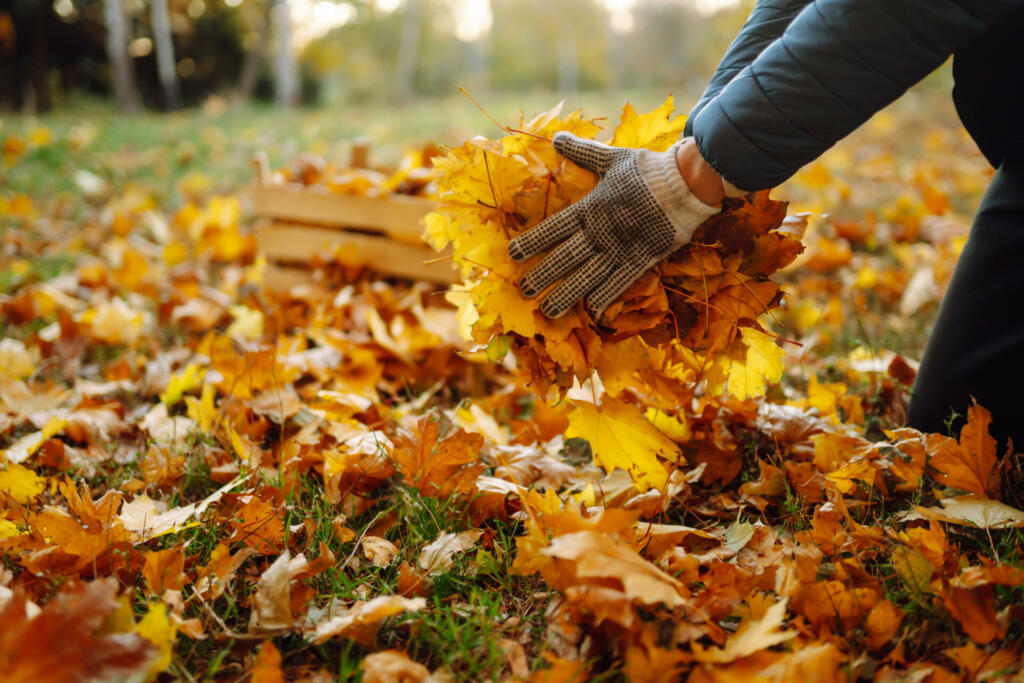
[508,132,720,320]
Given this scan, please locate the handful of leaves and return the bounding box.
[425,98,804,488]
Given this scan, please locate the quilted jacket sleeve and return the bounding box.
[684,0,812,136]
[689,0,1024,191]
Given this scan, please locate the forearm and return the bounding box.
[691,0,1022,191]
[685,0,812,136]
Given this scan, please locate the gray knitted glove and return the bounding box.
[508,132,719,320]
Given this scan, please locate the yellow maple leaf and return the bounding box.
[160,363,206,406]
[184,382,217,434]
[566,395,680,491]
[136,601,177,679]
[725,327,784,400]
[0,462,45,504]
[824,458,877,494]
[611,96,688,151]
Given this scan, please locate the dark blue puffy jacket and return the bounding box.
[684,0,1024,191]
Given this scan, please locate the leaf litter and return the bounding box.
[1,97,1023,681]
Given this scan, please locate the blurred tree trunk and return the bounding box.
[0,9,17,110]
[28,2,53,112]
[149,0,179,109]
[235,4,270,103]
[151,0,180,110]
[395,0,420,103]
[272,0,297,108]
[103,0,140,112]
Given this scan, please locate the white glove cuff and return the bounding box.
[637,141,720,249]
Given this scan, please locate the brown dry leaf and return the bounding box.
[540,530,688,608]
[418,529,483,575]
[226,496,286,554]
[361,650,431,683]
[624,629,687,683]
[308,595,427,645]
[500,638,530,679]
[195,543,256,600]
[391,415,485,498]
[790,580,878,630]
[529,653,588,683]
[249,552,298,633]
[692,598,796,663]
[0,579,154,683]
[142,546,186,596]
[941,583,1001,644]
[689,642,846,683]
[927,402,1001,497]
[864,599,905,650]
[251,641,285,683]
[944,641,1021,679]
[362,536,400,568]
[917,495,1024,529]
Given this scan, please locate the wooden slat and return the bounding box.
[262,262,326,292]
[248,185,434,245]
[257,223,458,284]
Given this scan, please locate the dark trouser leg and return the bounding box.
[909,159,1024,448]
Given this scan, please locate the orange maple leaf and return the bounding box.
[390,415,485,498]
[927,401,1001,498]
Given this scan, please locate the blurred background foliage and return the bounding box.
[0,0,753,112]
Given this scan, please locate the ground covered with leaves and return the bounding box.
[2,90,1024,682]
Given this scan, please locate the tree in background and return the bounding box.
[103,0,140,112]
[150,0,181,110]
[395,0,421,103]
[272,0,297,107]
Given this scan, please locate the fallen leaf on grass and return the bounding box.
[361,649,431,683]
[308,595,427,645]
[418,529,483,575]
[251,641,285,683]
[692,598,796,663]
[540,530,688,608]
[926,402,1001,497]
[0,579,154,683]
[566,395,680,492]
[362,536,400,568]
[908,495,1024,529]
[119,474,249,542]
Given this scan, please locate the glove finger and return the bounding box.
[553,131,619,176]
[519,230,595,298]
[508,202,583,262]
[584,258,652,321]
[539,252,617,318]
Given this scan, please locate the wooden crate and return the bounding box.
[250,148,457,289]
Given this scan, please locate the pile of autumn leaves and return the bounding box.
[1,99,1023,681]
[427,98,803,492]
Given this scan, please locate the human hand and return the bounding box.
[508,132,720,320]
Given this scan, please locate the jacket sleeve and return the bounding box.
[690,0,1024,191]
[684,0,812,137]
